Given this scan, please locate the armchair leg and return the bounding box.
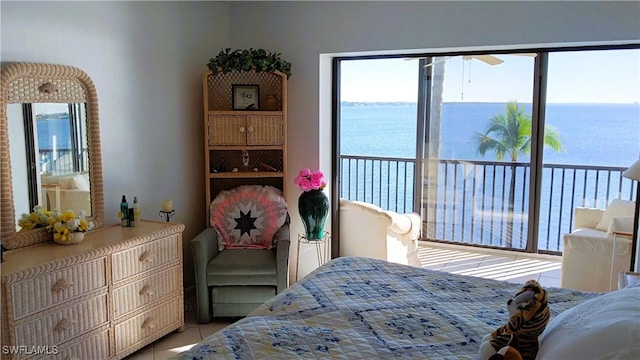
[194,289,211,324]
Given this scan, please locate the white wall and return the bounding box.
[1,0,231,287]
[2,1,639,285]
[228,0,640,278]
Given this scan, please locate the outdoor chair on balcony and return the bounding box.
[339,198,421,266]
[561,199,635,292]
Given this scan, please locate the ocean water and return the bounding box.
[340,102,640,251]
[36,117,72,149]
[340,102,640,167]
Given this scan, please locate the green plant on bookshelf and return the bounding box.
[207,48,292,78]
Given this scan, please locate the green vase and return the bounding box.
[298,190,329,240]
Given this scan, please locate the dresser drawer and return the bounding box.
[111,234,179,282]
[28,328,110,360]
[114,297,182,355]
[112,266,181,319]
[13,294,108,359]
[10,258,107,319]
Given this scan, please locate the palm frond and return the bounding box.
[471,101,564,162]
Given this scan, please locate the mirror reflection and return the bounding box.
[8,102,91,230]
[1,62,104,250]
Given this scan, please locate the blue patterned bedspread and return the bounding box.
[177,256,598,359]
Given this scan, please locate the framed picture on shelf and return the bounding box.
[232,84,260,110]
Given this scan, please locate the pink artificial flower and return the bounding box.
[294,168,326,192]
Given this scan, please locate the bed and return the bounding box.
[177,256,640,359]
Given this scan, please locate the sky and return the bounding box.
[340,48,640,104]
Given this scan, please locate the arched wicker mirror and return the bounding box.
[1,63,104,249]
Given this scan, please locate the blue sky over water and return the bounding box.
[341,49,640,104]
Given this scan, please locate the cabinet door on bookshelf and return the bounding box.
[208,115,245,146]
[246,115,283,146]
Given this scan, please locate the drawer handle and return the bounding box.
[54,318,75,332]
[51,278,74,292]
[139,284,155,297]
[239,126,246,133]
[139,251,155,263]
[248,126,254,132]
[142,317,156,330]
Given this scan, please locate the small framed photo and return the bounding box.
[232,84,260,110]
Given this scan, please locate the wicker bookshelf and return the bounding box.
[203,70,287,224]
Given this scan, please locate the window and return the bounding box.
[336,46,640,254]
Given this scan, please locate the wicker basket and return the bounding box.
[54,232,85,245]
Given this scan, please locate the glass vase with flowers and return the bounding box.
[294,168,329,240]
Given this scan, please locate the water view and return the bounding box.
[340,102,640,252]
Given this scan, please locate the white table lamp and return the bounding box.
[622,159,640,272]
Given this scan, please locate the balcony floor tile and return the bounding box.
[418,241,562,289]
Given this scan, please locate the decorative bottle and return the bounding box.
[132,196,140,224]
[120,195,128,226]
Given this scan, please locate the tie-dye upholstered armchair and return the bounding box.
[191,185,290,323]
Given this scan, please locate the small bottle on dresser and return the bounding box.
[128,208,135,227]
[132,196,140,225]
[120,195,128,227]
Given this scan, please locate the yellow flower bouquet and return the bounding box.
[51,210,94,244]
[17,205,55,231]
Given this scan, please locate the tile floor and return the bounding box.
[125,242,562,359]
[416,242,562,288]
[124,299,233,360]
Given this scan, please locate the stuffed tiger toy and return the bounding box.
[479,279,550,360]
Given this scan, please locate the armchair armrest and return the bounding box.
[573,207,605,229]
[386,211,421,240]
[191,227,220,323]
[275,220,291,293]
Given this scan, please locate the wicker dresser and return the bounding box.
[0,220,185,360]
[203,70,288,224]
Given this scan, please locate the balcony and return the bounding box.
[39,148,89,175]
[417,242,562,288]
[340,155,634,254]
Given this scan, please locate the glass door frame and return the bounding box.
[332,44,639,257]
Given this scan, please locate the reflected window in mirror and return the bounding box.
[9,102,91,229]
[1,62,105,249]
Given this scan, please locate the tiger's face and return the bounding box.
[515,280,548,321]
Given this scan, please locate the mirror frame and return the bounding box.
[1,63,104,249]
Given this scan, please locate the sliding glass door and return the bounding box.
[538,49,640,252]
[423,54,537,250]
[336,46,640,255]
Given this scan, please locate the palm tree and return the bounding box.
[474,102,563,161]
[473,101,564,247]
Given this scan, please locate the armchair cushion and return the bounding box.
[595,199,635,231]
[210,185,287,250]
[59,173,90,191]
[574,207,605,229]
[207,249,278,286]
